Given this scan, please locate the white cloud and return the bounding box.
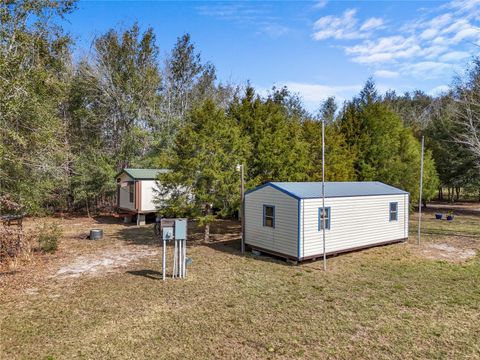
[312,9,384,41]
[420,28,438,40]
[360,18,384,31]
[421,45,449,59]
[448,0,480,11]
[314,1,328,9]
[439,50,471,61]
[374,70,399,78]
[451,27,479,43]
[429,84,450,95]
[196,3,290,38]
[312,0,480,80]
[283,82,362,104]
[260,24,290,37]
[313,9,359,40]
[401,61,461,79]
[346,36,421,64]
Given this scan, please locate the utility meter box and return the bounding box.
[162,227,174,240]
[159,218,187,241]
[175,219,187,240]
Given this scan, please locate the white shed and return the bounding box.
[244,181,409,261]
[116,168,168,225]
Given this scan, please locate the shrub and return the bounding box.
[38,222,62,253]
[0,225,24,261]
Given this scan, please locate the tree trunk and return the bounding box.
[204,223,210,242]
[86,197,91,218]
[455,187,460,201]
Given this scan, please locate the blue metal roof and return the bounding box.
[245,181,408,199]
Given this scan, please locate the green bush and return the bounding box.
[37,223,62,253]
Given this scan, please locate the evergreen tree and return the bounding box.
[71,151,116,216]
[229,86,310,187]
[339,81,439,204]
[302,120,355,181]
[0,0,76,213]
[302,97,355,181]
[157,100,249,241]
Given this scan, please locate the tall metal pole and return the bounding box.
[418,136,425,245]
[322,119,327,271]
[240,164,245,255]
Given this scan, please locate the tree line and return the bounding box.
[1,1,479,223]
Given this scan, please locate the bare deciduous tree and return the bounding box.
[455,95,480,167]
[454,59,480,171]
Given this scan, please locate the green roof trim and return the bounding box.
[116,168,169,180]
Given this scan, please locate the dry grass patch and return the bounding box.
[1,211,479,359]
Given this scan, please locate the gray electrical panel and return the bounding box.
[175,219,187,240]
[157,218,189,280]
[158,218,187,241]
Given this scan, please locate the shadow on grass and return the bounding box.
[423,206,480,217]
[127,269,163,280]
[115,225,159,246]
[94,214,157,225]
[112,219,242,247]
[204,238,241,255]
[93,216,125,225]
[204,238,296,266]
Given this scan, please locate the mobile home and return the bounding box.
[116,168,168,225]
[244,181,409,261]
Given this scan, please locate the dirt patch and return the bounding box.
[422,243,477,262]
[54,246,159,278]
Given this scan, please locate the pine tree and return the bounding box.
[0,0,76,213]
[157,100,249,241]
[339,81,439,204]
[229,86,310,187]
[302,120,355,181]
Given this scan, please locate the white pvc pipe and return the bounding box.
[180,240,183,278]
[184,239,187,278]
[162,239,166,280]
[184,239,188,277]
[173,239,177,278]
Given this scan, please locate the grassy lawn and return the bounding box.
[1,207,479,359]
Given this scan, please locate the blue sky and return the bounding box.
[64,0,480,111]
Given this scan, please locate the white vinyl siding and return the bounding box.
[140,180,159,212]
[245,186,298,257]
[301,194,408,258]
[118,177,160,213]
[118,173,135,211]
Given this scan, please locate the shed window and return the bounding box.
[318,207,331,230]
[263,205,275,228]
[129,183,134,203]
[389,202,398,221]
